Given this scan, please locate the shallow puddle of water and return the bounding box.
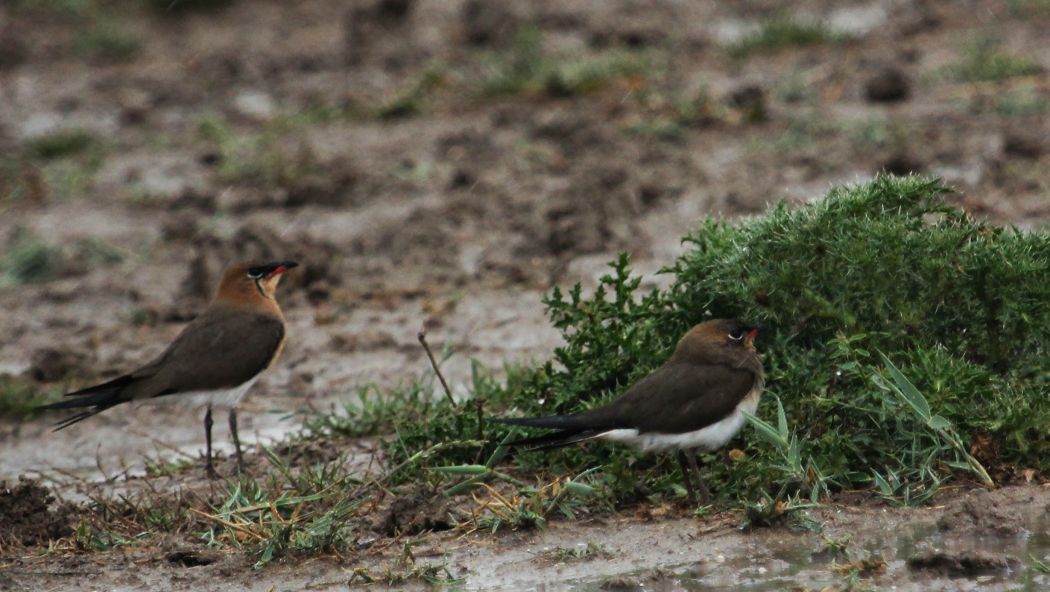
[554,511,1050,592]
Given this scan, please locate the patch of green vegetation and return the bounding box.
[387,175,1050,506]
[377,65,446,120]
[196,116,320,188]
[73,22,140,61]
[1007,0,1050,17]
[73,523,143,551]
[948,39,1042,83]
[728,18,847,58]
[0,230,123,287]
[1032,554,1050,574]
[198,452,363,568]
[775,66,814,103]
[73,238,125,267]
[969,85,1049,117]
[773,113,840,151]
[301,381,436,439]
[0,376,62,418]
[22,129,107,200]
[626,89,727,141]
[851,116,910,149]
[1,230,63,285]
[143,456,194,478]
[481,27,648,98]
[25,130,99,161]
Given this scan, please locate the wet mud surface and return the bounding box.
[2,0,1049,589]
[3,485,1049,591]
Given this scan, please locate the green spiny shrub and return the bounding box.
[388,175,1050,503]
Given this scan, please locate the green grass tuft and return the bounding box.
[196,116,320,188]
[948,39,1042,83]
[73,22,140,61]
[728,18,847,58]
[0,376,62,418]
[25,130,99,161]
[2,231,63,285]
[481,27,647,98]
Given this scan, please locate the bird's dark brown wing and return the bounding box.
[585,361,758,434]
[127,309,286,399]
[498,361,759,437]
[38,308,286,429]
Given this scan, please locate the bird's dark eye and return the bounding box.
[728,328,745,341]
[246,268,266,280]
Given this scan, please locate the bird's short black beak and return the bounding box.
[250,260,299,278]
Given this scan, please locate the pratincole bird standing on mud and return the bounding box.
[493,319,764,503]
[36,260,298,478]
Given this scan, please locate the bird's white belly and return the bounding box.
[599,386,761,453]
[137,377,259,409]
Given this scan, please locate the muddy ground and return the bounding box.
[1,0,1049,589]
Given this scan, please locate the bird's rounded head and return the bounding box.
[215,260,299,307]
[672,318,765,369]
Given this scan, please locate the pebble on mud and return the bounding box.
[1003,129,1046,160]
[865,66,910,103]
[880,154,925,176]
[728,84,768,123]
[28,346,89,382]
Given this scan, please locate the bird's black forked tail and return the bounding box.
[35,375,135,431]
[491,414,610,451]
[501,428,603,451]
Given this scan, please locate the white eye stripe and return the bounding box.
[728,330,744,341]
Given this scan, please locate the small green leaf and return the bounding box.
[880,353,931,421]
[776,397,789,439]
[563,481,595,496]
[430,464,490,475]
[742,408,788,448]
[927,416,953,431]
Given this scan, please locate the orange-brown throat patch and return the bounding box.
[213,264,285,317]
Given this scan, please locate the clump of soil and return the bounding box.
[936,488,1026,537]
[0,478,75,547]
[865,66,911,103]
[376,487,461,536]
[28,346,91,382]
[906,550,1018,577]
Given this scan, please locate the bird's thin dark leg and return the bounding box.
[229,408,244,473]
[204,404,217,479]
[676,450,698,504]
[685,452,710,503]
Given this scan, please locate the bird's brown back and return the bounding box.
[122,306,286,399]
[572,319,763,434]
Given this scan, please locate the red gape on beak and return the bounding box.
[269,260,299,277]
[746,327,759,340]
